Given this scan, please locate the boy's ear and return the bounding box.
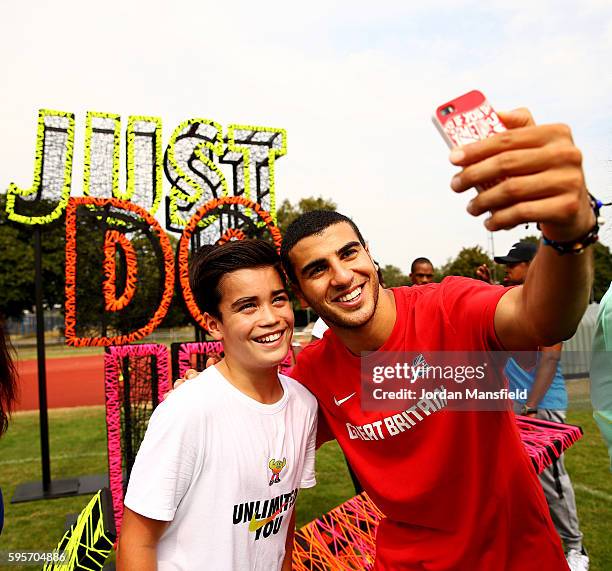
[203,312,223,341]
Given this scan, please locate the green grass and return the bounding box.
[0,391,611,569]
[0,407,110,570]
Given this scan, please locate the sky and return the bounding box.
[1,0,612,270]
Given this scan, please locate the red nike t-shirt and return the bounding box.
[291,277,567,571]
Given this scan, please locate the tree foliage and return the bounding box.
[276,196,338,236]
[380,264,410,287]
[0,196,66,320]
[592,241,612,302]
[439,246,494,280]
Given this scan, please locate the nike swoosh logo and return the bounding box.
[249,500,290,532]
[334,392,356,406]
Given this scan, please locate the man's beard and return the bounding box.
[312,278,380,330]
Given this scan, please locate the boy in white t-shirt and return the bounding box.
[118,240,317,571]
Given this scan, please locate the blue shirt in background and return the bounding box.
[505,355,568,410]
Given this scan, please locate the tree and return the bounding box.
[380,264,409,287]
[276,196,338,235]
[440,246,494,280]
[592,241,612,302]
[0,195,66,320]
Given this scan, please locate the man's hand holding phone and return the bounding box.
[445,105,594,243]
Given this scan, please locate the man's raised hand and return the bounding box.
[449,108,594,242]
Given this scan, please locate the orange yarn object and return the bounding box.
[103,230,138,312]
[178,196,282,330]
[65,196,175,346]
[292,493,383,570]
[217,227,246,245]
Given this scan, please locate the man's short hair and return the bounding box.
[190,239,285,320]
[280,210,366,283]
[410,257,433,273]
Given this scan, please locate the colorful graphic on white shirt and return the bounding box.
[124,366,317,571]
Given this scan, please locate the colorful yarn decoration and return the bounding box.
[6,109,75,225]
[81,112,164,216]
[65,196,175,347]
[178,196,281,330]
[226,125,287,225]
[103,230,138,312]
[42,488,116,571]
[104,343,170,534]
[292,416,583,569]
[292,493,383,571]
[165,118,228,230]
[83,111,121,199]
[217,227,247,245]
[175,341,224,378]
[516,415,583,474]
[124,116,163,214]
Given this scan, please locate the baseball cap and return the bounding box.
[494,241,538,264]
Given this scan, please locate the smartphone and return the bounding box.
[432,90,506,149]
[433,90,506,191]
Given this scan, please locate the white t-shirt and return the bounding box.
[124,366,317,571]
[310,317,329,340]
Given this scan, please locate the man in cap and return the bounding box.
[494,241,539,285]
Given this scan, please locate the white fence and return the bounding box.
[561,302,599,378]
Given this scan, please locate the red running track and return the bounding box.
[15,354,105,411]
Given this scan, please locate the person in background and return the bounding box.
[494,241,589,571]
[590,281,612,471]
[0,325,18,535]
[409,257,434,286]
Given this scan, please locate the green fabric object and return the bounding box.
[590,282,612,472]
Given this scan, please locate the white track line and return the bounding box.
[574,483,612,503]
[0,451,106,466]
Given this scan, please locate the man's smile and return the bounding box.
[333,284,365,305]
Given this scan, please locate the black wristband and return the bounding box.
[541,193,603,255]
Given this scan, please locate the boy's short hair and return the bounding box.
[280,210,366,284]
[190,239,285,320]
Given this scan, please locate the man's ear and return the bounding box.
[203,312,224,341]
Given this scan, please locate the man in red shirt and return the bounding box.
[179,109,594,569]
[278,109,595,570]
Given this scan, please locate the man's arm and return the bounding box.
[450,109,594,350]
[525,344,562,411]
[281,509,296,571]
[117,507,169,571]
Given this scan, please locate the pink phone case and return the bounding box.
[433,90,506,148]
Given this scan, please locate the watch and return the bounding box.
[520,404,538,416]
